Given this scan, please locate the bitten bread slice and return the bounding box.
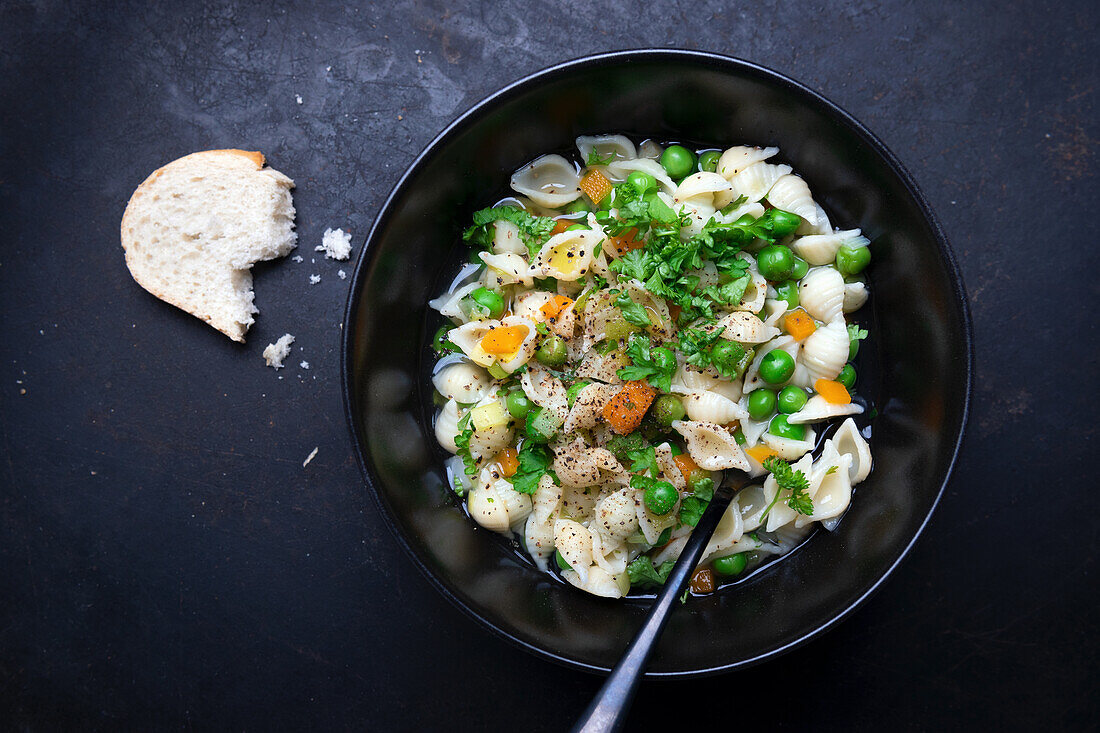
[121,149,297,342]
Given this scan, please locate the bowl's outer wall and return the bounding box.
[346,54,969,675]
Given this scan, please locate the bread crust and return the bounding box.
[120,149,283,343]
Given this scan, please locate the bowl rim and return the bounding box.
[341,48,974,678]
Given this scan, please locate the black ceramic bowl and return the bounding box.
[342,50,971,676]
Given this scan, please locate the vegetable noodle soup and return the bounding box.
[428,135,874,599]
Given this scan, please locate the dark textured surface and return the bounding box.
[0,1,1096,730]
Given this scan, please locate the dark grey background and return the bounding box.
[1,1,1096,729]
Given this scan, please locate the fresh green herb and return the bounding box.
[510,441,557,495]
[848,323,869,344]
[534,277,558,292]
[680,589,690,604]
[627,446,659,478]
[614,290,652,327]
[586,149,616,166]
[462,206,555,258]
[627,556,675,589]
[676,327,723,369]
[593,242,603,257]
[678,477,714,527]
[759,456,813,519]
[617,334,675,392]
[453,413,478,477]
[535,322,551,336]
[825,465,838,475]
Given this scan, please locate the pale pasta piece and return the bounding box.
[797,202,832,235]
[788,394,864,424]
[761,424,817,461]
[735,483,770,533]
[635,487,680,544]
[554,519,594,584]
[432,361,493,404]
[843,280,869,312]
[677,200,716,238]
[527,229,600,281]
[510,154,581,208]
[669,364,718,395]
[467,394,514,462]
[552,438,627,489]
[766,174,818,225]
[467,479,511,533]
[575,349,627,384]
[479,251,533,287]
[605,157,676,194]
[637,139,663,160]
[798,319,849,383]
[531,473,562,525]
[594,487,640,545]
[520,365,569,424]
[684,390,748,424]
[448,317,537,371]
[672,420,750,471]
[590,530,630,576]
[576,134,636,165]
[434,399,462,454]
[713,200,766,225]
[791,229,867,266]
[492,219,525,254]
[562,565,629,599]
[798,267,845,323]
[513,290,554,320]
[674,172,737,210]
[717,145,779,179]
[562,383,618,433]
[832,418,873,484]
[762,453,815,532]
[701,500,745,563]
[760,297,789,328]
[713,310,780,344]
[559,485,598,522]
[429,281,480,322]
[624,279,673,340]
[524,512,556,571]
[795,443,854,528]
[729,161,793,202]
[654,442,687,492]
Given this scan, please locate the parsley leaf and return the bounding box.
[617,334,675,392]
[614,290,652,327]
[463,206,555,258]
[759,456,813,519]
[627,556,676,589]
[453,413,478,477]
[586,149,616,166]
[510,441,557,495]
[678,477,714,527]
[627,446,660,478]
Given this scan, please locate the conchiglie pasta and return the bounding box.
[510,154,581,208]
[729,161,793,202]
[765,174,818,225]
[798,267,845,323]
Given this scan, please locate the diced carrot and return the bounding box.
[690,567,715,594]
[745,445,779,464]
[667,303,682,322]
[579,169,613,204]
[539,295,574,322]
[496,447,519,477]
[550,218,571,236]
[672,453,699,483]
[602,380,657,435]
[608,227,643,257]
[479,325,529,355]
[815,378,852,405]
[785,309,817,341]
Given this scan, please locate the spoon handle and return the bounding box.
[571,480,737,733]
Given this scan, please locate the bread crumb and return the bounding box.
[309,274,321,284]
[300,361,310,369]
[317,228,352,260]
[263,334,295,369]
[338,269,346,279]
[302,447,319,467]
[295,94,303,105]
[292,255,304,263]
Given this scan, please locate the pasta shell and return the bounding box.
[799,319,849,383]
[605,157,676,194]
[761,425,817,461]
[797,203,832,235]
[524,512,555,571]
[795,443,853,527]
[432,361,493,404]
[674,171,736,209]
[594,487,640,545]
[479,251,533,287]
[654,443,687,492]
[684,390,748,425]
[520,365,569,424]
[672,420,750,471]
[448,320,497,367]
[831,417,873,484]
[717,145,779,180]
[765,174,818,225]
[798,267,845,323]
[562,383,618,433]
[713,201,765,225]
[434,399,462,454]
[637,139,663,160]
[563,565,629,599]
[527,228,600,281]
[714,310,780,344]
[762,453,815,532]
[729,162,793,202]
[554,518,594,584]
[735,484,770,533]
[510,154,581,208]
[788,394,864,424]
[576,134,636,165]
[429,281,480,322]
[701,500,746,563]
[791,230,867,266]
[492,219,525,254]
[844,280,869,312]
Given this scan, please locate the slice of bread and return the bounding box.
[121,149,297,342]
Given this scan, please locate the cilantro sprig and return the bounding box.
[759,456,813,520]
[510,441,558,495]
[613,290,652,328]
[678,476,714,527]
[627,556,676,589]
[463,206,555,258]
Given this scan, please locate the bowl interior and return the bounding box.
[343,51,970,675]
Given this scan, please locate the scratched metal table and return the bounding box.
[1,1,1096,729]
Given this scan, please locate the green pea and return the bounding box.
[506,390,532,420]
[710,340,745,370]
[747,389,777,420]
[836,363,857,389]
[789,256,809,281]
[627,170,657,193]
[651,347,677,375]
[836,244,871,276]
[565,223,589,232]
[759,349,796,384]
[768,414,806,440]
[432,325,459,356]
[774,281,799,310]
[712,552,748,576]
[566,380,591,407]
[687,469,712,493]
[643,481,678,516]
[555,550,572,571]
[564,199,592,214]
[767,209,802,237]
[756,245,795,281]
[471,286,505,319]
[535,335,568,367]
[660,144,695,180]
[698,150,721,173]
[777,386,808,414]
[650,394,686,427]
[487,362,508,380]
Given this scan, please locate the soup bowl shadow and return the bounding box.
[342,50,972,677]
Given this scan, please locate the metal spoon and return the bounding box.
[571,474,740,733]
